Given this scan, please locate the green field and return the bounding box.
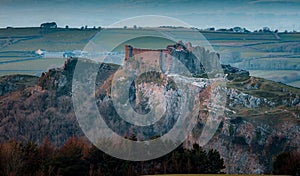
[0,28,97,51]
[0,27,300,88]
[0,58,65,76]
[279,33,300,41]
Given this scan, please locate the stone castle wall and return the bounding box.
[124,43,222,75]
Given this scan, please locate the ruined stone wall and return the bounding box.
[124,45,171,73]
[124,44,218,75]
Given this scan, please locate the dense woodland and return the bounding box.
[0,136,299,176]
[0,137,226,176]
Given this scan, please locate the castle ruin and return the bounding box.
[124,42,206,75]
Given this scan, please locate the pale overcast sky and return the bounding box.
[1,0,300,31]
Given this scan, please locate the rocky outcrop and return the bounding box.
[0,45,299,174]
[201,116,300,174]
[226,88,275,108]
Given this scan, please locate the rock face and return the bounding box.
[198,86,300,173]
[197,76,300,173]
[0,45,299,174]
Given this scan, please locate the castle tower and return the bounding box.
[124,45,133,60]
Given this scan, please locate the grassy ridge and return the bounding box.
[0,28,98,51]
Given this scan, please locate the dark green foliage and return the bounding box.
[269,136,287,154]
[256,130,262,141]
[206,149,226,173]
[86,146,131,176]
[0,138,225,176]
[273,151,300,175]
[229,124,235,136]
[136,143,225,175]
[230,117,243,124]
[42,137,89,176]
[44,148,89,176]
[232,136,248,145]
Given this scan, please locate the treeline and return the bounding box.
[0,137,226,176]
[273,151,300,175]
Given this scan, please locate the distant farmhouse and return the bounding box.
[40,22,57,29]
